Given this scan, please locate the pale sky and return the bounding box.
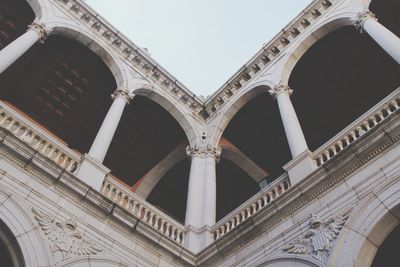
[85,0,313,96]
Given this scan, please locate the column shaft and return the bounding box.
[202,156,217,227]
[88,89,133,163]
[356,11,400,64]
[184,156,206,228]
[364,19,400,64]
[270,86,308,158]
[0,22,47,74]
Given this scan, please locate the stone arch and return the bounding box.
[256,254,322,267]
[328,174,400,267]
[25,0,43,18]
[134,139,267,199]
[208,81,273,147]
[50,24,128,89]
[134,86,200,146]
[59,256,127,267]
[279,16,354,85]
[0,219,25,267]
[0,192,50,267]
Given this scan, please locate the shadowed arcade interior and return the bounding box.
[0,0,35,50]
[223,90,292,180]
[105,95,188,187]
[371,225,400,267]
[289,0,400,151]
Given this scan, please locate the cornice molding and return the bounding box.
[53,0,204,117]
[52,0,335,122]
[203,0,335,118]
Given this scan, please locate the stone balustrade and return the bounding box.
[212,174,290,241]
[101,178,185,245]
[0,102,80,173]
[313,88,400,167]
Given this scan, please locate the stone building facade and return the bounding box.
[0,0,399,266]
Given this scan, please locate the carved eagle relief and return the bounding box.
[32,208,102,259]
[283,209,351,263]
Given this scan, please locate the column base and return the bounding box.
[75,154,110,191]
[184,225,213,254]
[283,150,317,186]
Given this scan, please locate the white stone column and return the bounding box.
[88,88,134,163]
[269,85,308,158]
[355,11,400,64]
[0,21,49,74]
[184,144,220,253]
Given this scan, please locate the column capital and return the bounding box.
[354,10,377,33]
[269,84,293,99]
[111,87,135,104]
[186,144,221,162]
[27,21,50,43]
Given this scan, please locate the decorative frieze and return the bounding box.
[32,208,102,260]
[354,10,377,33]
[186,144,221,161]
[283,209,351,264]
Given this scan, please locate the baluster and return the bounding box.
[324,150,330,161]
[377,111,384,121]
[343,136,350,147]
[391,99,399,110]
[154,216,160,229]
[171,227,177,240]
[221,225,225,236]
[235,214,241,227]
[160,219,165,232]
[370,115,378,127]
[384,105,392,115]
[362,121,371,132]
[0,113,7,125]
[177,231,183,243]
[215,229,220,240]
[165,223,171,236]
[251,203,257,214]
[349,131,357,142]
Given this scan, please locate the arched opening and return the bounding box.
[223,89,291,179]
[216,158,260,221]
[216,87,291,220]
[0,34,117,154]
[288,25,400,150]
[0,219,25,267]
[369,0,400,37]
[105,96,189,190]
[371,225,400,267]
[0,0,35,50]
[147,159,190,223]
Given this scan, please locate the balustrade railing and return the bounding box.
[101,177,185,245]
[212,174,290,241]
[313,88,400,167]
[0,102,80,173]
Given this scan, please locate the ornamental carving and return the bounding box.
[32,208,102,260]
[27,21,49,43]
[186,144,221,161]
[268,84,293,99]
[283,209,351,264]
[111,87,135,104]
[354,10,377,33]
